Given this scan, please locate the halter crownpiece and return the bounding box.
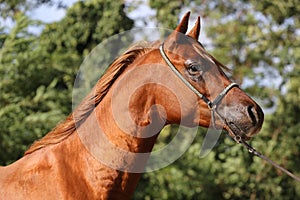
[159,42,300,183]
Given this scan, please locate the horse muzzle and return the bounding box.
[220,99,264,141]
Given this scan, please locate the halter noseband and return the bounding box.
[159,43,238,125]
[159,43,300,182]
[159,42,300,182]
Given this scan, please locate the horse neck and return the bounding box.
[73,69,166,197]
[86,54,167,153]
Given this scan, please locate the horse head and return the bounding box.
[155,12,264,140]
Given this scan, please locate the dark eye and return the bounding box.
[187,64,202,75]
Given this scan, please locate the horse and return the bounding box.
[0,12,264,199]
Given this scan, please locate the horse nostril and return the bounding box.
[247,106,258,126]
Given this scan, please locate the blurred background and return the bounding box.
[0,0,299,199]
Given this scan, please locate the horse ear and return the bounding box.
[174,11,190,34]
[165,12,190,46]
[187,16,201,40]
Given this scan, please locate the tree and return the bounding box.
[0,13,65,164]
[133,0,300,199]
[0,0,133,165]
[1,0,299,199]
[0,0,63,19]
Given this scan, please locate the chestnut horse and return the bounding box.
[0,12,263,199]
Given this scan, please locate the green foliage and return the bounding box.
[1,0,299,199]
[202,1,299,104]
[0,12,68,164]
[253,0,300,24]
[0,0,133,165]
[149,0,183,29]
[0,0,58,19]
[134,0,300,199]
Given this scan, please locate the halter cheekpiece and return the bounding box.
[159,43,300,183]
[159,43,238,119]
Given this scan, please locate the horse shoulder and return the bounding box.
[0,148,65,199]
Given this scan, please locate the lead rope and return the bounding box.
[213,109,300,183]
[159,43,300,183]
[239,139,300,182]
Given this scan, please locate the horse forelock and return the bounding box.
[24,42,154,155]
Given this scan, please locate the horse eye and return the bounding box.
[187,64,202,75]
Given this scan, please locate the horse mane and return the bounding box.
[24,42,154,155]
[24,40,229,156]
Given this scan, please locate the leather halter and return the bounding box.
[159,43,238,128]
[159,43,300,183]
